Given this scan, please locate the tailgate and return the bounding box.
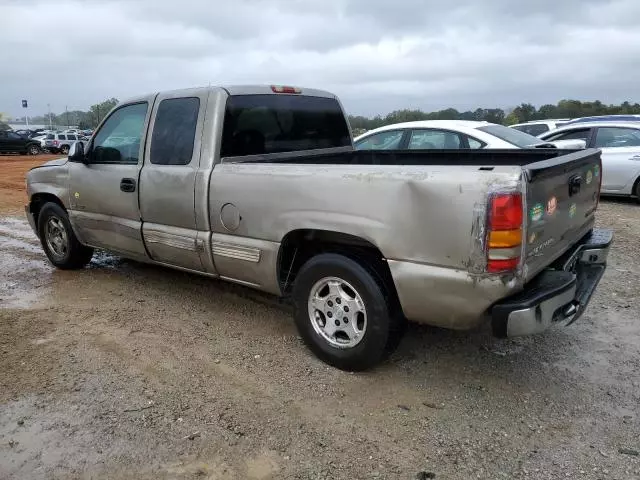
[523,148,602,280]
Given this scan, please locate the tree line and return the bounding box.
[348,99,640,133]
[6,97,640,133]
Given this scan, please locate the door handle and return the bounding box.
[120,178,136,193]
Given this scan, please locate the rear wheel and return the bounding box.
[60,145,70,155]
[634,177,640,204]
[37,202,94,269]
[292,253,403,371]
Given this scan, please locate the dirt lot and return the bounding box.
[0,155,639,478]
[0,155,60,215]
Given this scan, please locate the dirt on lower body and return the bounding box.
[1,200,640,479]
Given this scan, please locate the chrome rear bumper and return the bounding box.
[491,228,613,338]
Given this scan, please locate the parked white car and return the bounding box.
[510,119,571,137]
[540,122,640,200]
[353,120,581,151]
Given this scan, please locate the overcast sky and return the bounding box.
[2,0,640,118]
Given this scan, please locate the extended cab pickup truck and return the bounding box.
[25,85,613,370]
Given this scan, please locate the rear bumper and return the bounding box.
[491,228,613,337]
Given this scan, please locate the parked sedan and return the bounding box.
[540,122,640,200]
[354,120,575,152]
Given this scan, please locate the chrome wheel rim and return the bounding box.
[29,145,38,155]
[45,217,68,258]
[307,276,367,349]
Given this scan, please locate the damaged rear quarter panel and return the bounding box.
[209,163,523,328]
[209,163,521,269]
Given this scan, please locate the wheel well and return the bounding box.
[30,193,65,226]
[277,229,398,300]
[633,175,640,197]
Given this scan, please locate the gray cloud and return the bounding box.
[1,0,639,118]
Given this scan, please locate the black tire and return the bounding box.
[28,144,40,155]
[292,253,403,371]
[60,145,70,155]
[634,177,640,204]
[37,202,94,269]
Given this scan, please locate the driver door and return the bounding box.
[67,99,154,259]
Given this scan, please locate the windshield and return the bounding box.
[478,124,544,147]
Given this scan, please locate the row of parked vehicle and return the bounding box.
[0,128,94,155]
[354,114,640,201]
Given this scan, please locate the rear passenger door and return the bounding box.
[139,90,209,272]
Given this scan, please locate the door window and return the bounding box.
[355,130,404,150]
[92,102,148,164]
[408,129,464,149]
[594,127,640,148]
[150,97,200,165]
[7,132,22,140]
[67,134,77,140]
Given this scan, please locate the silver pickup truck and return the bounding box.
[25,85,613,370]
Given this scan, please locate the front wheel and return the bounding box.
[28,144,40,155]
[37,202,94,269]
[292,253,402,371]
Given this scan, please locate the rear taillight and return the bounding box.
[53,140,59,146]
[271,85,301,94]
[487,192,523,273]
[596,162,602,209]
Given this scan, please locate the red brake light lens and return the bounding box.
[489,193,523,231]
[271,85,301,94]
[487,258,520,273]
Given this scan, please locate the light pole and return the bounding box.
[22,99,29,128]
[47,103,52,130]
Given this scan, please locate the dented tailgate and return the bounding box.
[523,148,602,281]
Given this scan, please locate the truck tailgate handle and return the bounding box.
[568,175,582,196]
[120,178,136,193]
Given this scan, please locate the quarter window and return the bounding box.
[150,97,200,165]
[92,102,148,164]
[545,128,591,142]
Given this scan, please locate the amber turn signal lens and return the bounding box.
[488,229,522,248]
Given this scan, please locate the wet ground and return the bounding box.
[1,200,639,480]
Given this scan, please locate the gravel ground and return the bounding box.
[0,199,639,480]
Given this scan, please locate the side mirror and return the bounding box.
[68,141,88,164]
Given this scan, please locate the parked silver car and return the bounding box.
[44,133,79,155]
[539,121,640,200]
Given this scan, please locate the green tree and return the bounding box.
[0,112,9,131]
[88,98,118,127]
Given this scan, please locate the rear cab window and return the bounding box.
[220,94,351,157]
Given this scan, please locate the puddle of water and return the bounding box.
[0,247,52,308]
[0,235,43,255]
